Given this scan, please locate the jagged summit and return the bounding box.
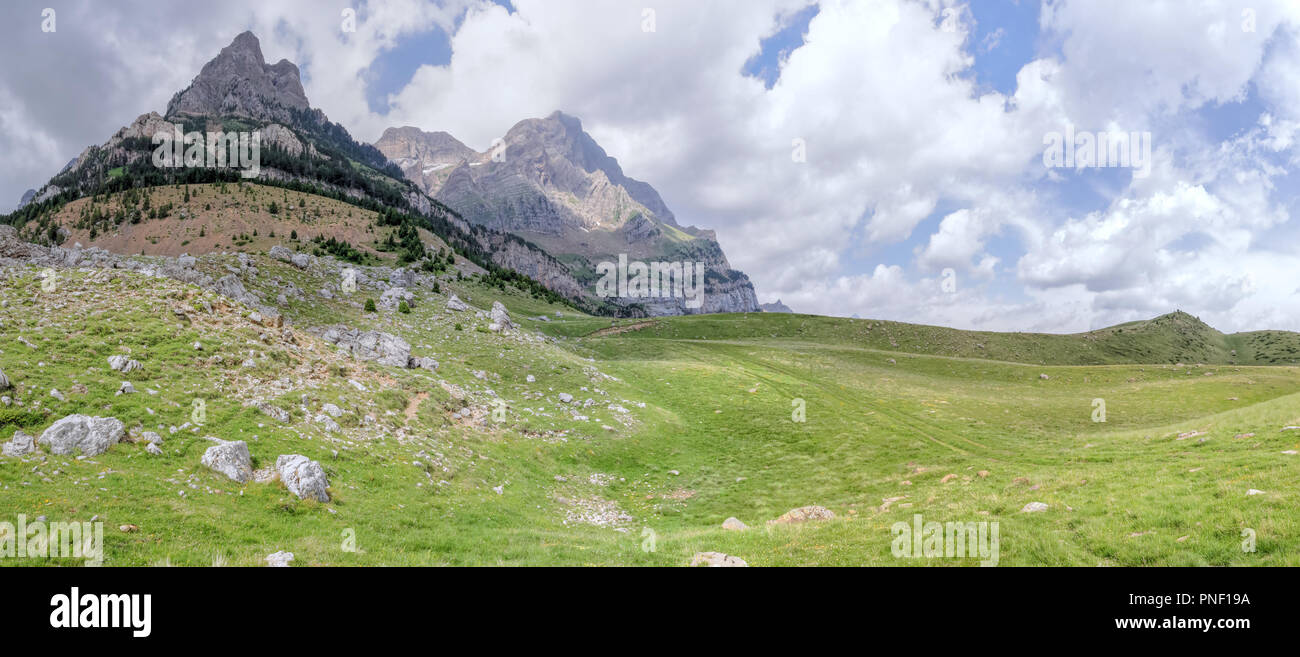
[374,112,761,314]
[500,111,678,226]
[166,31,310,122]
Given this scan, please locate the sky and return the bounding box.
[2,0,1299,333]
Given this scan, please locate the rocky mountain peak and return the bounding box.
[376,127,479,165]
[498,111,678,226]
[166,31,310,122]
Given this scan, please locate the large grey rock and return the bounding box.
[269,245,295,262]
[201,438,253,483]
[0,368,10,389]
[290,253,314,269]
[389,268,416,288]
[489,301,513,332]
[37,415,125,456]
[276,454,329,502]
[446,294,470,312]
[212,274,260,306]
[2,430,36,457]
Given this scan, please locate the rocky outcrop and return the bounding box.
[166,31,311,123]
[760,299,794,313]
[489,301,513,332]
[446,294,470,312]
[378,286,414,310]
[37,415,125,456]
[317,325,412,368]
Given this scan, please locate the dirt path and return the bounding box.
[587,320,659,337]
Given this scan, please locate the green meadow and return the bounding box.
[2,256,1298,566]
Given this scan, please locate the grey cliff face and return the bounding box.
[166,31,310,122]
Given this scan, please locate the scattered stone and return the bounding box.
[940,473,958,484]
[265,551,294,567]
[314,414,341,433]
[525,375,535,383]
[446,294,470,312]
[2,430,36,457]
[117,381,135,395]
[201,438,253,483]
[558,393,574,403]
[1039,374,1049,380]
[119,524,139,533]
[37,415,124,456]
[410,356,439,371]
[1021,502,1049,513]
[321,403,343,418]
[690,552,748,567]
[254,402,290,424]
[276,454,329,502]
[721,517,748,531]
[146,443,163,456]
[1246,489,1265,496]
[0,369,9,390]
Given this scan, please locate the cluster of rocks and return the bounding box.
[200,438,330,502]
[315,324,437,370]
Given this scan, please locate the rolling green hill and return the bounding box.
[551,310,1300,367]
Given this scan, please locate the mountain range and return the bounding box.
[7,31,759,316]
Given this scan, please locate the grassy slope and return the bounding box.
[2,226,1299,566]
[38,183,459,264]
